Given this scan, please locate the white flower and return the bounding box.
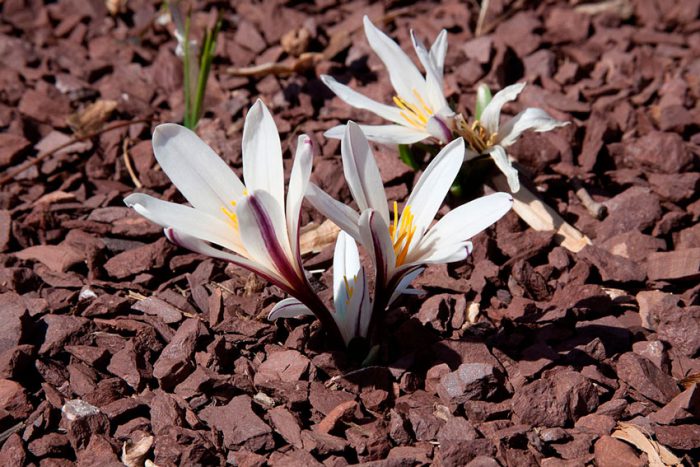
[457,83,569,193]
[124,99,343,343]
[267,231,371,347]
[321,16,454,145]
[306,122,513,308]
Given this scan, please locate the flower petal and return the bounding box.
[267,297,314,320]
[489,145,520,193]
[342,122,390,224]
[410,30,450,115]
[333,231,362,310]
[305,183,361,242]
[480,82,526,135]
[497,108,569,148]
[349,268,371,342]
[242,99,285,208]
[286,135,313,264]
[418,241,473,265]
[320,75,405,125]
[425,116,453,144]
[124,193,245,254]
[332,123,430,145]
[323,125,345,140]
[332,232,369,345]
[419,192,513,251]
[152,123,245,219]
[429,29,448,81]
[388,267,424,306]
[403,137,464,241]
[359,209,396,288]
[163,227,282,288]
[363,16,426,107]
[236,191,296,282]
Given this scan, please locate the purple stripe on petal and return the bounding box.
[164,227,181,247]
[353,271,367,339]
[247,193,302,288]
[368,211,388,288]
[427,115,453,144]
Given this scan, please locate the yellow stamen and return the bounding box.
[412,89,433,116]
[396,226,416,266]
[389,201,398,238]
[242,188,249,196]
[394,95,429,128]
[343,275,354,302]
[454,118,493,154]
[399,111,424,130]
[389,204,417,267]
[221,205,239,230]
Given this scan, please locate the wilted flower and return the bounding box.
[124,100,344,343]
[321,16,454,145]
[306,122,513,310]
[268,231,371,347]
[456,83,569,192]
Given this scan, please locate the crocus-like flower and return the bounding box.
[456,83,569,193]
[321,16,454,145]
[306,122,513,312]
[124,99,343,343]
[268,231,371,347]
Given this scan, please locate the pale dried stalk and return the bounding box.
[122,138,143,188]
[475,0,490,37]
[299,219,340,255]
[492,174,591,253]
[612,422,681,467]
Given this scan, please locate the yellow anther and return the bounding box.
[221,205,239,230]
[389,204,417,267]
[394,95,429,128]
[242,188,249,196]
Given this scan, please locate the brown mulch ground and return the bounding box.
[1,0,699,465]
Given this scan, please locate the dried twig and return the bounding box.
[492,174,591,253]
[572,178,606,219]
[122,137,143,188]
[475,0,490,36]
[0,119,151,186]
[228,9,413,78]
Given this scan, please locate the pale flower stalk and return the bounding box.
[321,16,454,145]
[268,232,371,348]
[456,83,569,193]
[306,122,514,319]
[124,99,344,343]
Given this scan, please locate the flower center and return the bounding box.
[393,89,434,130]
[389,201,417,267]
[220,189,249,231]
[455,115,498,153]
[221,200,239,230]
[343,275,356,303]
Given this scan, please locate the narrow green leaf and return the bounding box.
[475,83,492,120]
[191,16,222,128]
[398,144,420,170]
